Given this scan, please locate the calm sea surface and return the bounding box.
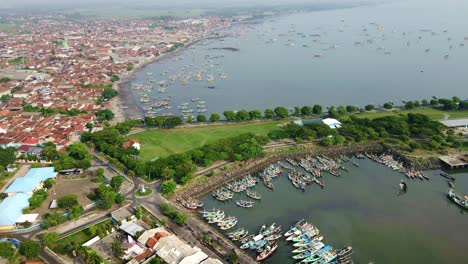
[129,0,468,117]
[201,158,468,264]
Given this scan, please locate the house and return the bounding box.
[123,139,140,150]
[119,221,146,238]
[154,235,201,264]
[0,193,32,231]
[4,167,57,196]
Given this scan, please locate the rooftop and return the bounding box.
[439,118,468,128]
[0,193,32,226]
[4,167,57,193]
[439,154,468,168]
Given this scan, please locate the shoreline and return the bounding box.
[109,33,232,123]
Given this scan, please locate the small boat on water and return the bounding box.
[236,200,255,208]
[448,189,468,210]
[256,243,278,261]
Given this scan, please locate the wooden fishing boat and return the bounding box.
[448,189,468,210]
[256,243,278,261]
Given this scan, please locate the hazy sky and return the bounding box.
[0,0,373,9]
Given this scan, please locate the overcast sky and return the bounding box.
[0,0,374,9]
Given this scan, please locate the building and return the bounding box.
[123,139,141,150]
[439,118,468,128]
[119,221,146,238]
[0,193,32,231]
[200,258,223,264]
[292,118,342,129]
[4,167,57,196]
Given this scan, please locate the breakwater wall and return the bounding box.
[383,145,442,170]
[181,143,384,199]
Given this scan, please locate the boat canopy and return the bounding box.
[253,234,264,241]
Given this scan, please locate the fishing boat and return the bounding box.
[256,243,278,261]
[448,189,468,210]
[236,200,255,208]
[246,189,262,200]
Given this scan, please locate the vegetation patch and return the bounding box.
[135,188,153,197]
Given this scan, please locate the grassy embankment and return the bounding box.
[129,108,468,160]
[128,121,286,160]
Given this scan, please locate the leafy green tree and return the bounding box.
[110,175,124,190]
[69,205,84,220]
[57,194,78,209]
[229,251,239,264]
[164,116,183,128]
[365,104,375,111]
[43,179,55,189]
[110,74,120,82]
[68,142,89,160]
[264,109,274,118]
[0,147,16,167]
[248,110,262,120]
[96,184,116,210]
[274,107,289,119]
[337,106,346,115]
[383,102,393,109]
[301,106,312,116]
[209,113,220,122]
[19,240,40,259]
[312,105,322,115]
[114,193,125,204]
[223,111,236,121]
[196,115,207,122]
[0,242,15,260]
[41,232,59,248]
[346,105,357,113]
[41,144,58,161]
[161,181,177,194]
[95,109,115,121]
[320,137,334,146]
[96,168,104,177]
[235,110,249,121]
[186,116,193,124]
[293,107,301,116]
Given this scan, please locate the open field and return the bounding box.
[56,219,113,249]
[351,108,468,120]
[74,8,205,19]
[128,120,285,160]
[0,23,17,31]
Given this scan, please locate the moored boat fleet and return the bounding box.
[285,219,353,263]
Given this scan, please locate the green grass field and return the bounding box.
[56,219,112,248]
[352,108,468,120]
[0,23,17,31]
[128,121,285,160]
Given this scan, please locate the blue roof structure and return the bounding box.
[0,193,32,226]
[4,167,57,193]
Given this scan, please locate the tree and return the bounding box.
[301,106,312,116]
[114,193,125,204]
[209,113,220,122]
[43,179,55,189]
[110,175,124,190]
[68,142,89,160]
[19,240,40,259]
[57,194,78,209]
[364,104,374,111]
[293,107,301,116]
[312,105,322,115]
[161,181,177,194]
[41,232,59,248]
[274,107,289,119]
[110,74,120,82]
[164,116,183,128]
[320,137,334,146]
[248,110,262,120]
[196,115,206,122]
[96,184,116,210]
[41,144,58,161]
[235,110,249,121]
[69,204,84,219]
[102,87,118,100]
[96,168,104,177]
[0,147,16,167]
[223,111,236,121]
[264,109,274,118]
[0,242,15,260]
[346,105,357,113]
[383,102,393,109]
[186,115,193,124]
[95,109,115,121]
